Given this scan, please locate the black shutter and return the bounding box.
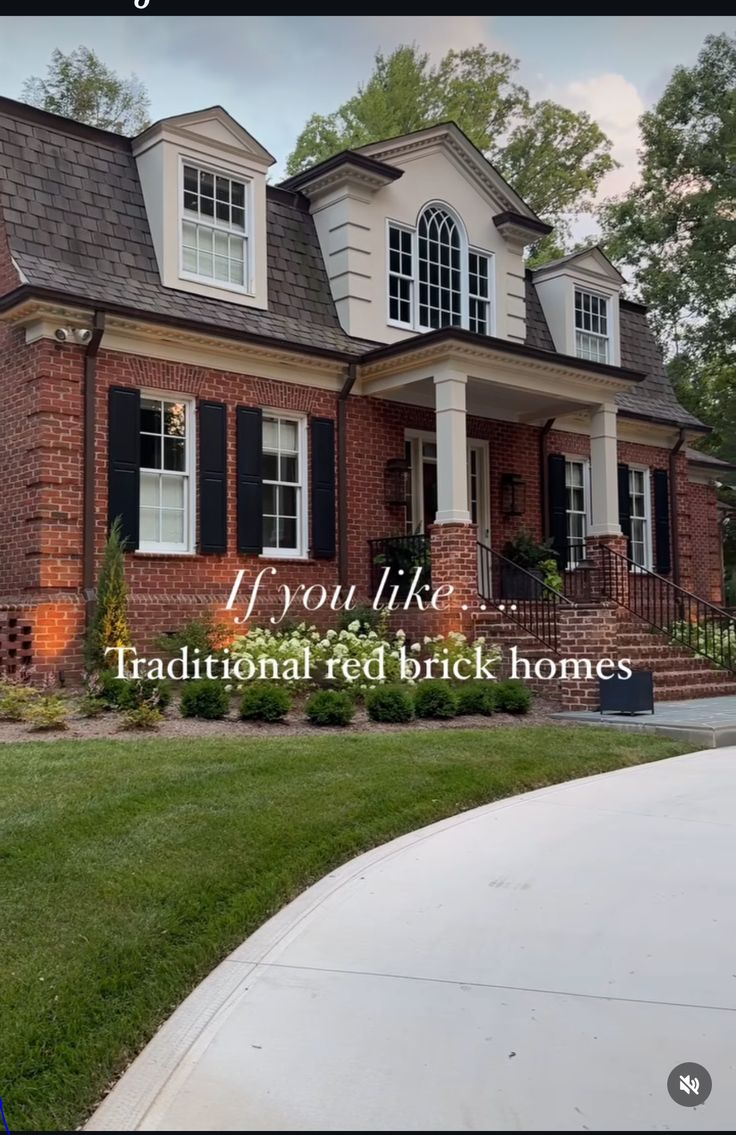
[236,407,263,554]
[618,463,632,557]
[108,386,140,550]
[653,469,671,575]
[311,417,336,559]
[548,453,567,568]
[199,401,227,554]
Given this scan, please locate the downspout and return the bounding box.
[337,362,358,587]
[669,427,686,586]
[539,418,555,539]
[83,312,106,628]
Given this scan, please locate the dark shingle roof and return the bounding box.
[0,98,709,430]
[524,274,704,431]
[0,98,369,356]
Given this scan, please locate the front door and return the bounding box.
[406,433,490,543]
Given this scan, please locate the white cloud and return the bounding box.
[560,72,646,200]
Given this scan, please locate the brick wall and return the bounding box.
[0,336,725,675]
[688,479,723,603]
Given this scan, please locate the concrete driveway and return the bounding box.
[88,749,736,1131]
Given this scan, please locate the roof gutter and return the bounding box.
[83,312,106,629]
[669,427,687,587]
[337,363,359,587]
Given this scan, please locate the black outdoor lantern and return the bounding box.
[501,473,526,517]
[384,457,411,507]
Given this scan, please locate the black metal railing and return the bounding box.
[477,541,574,652]
[369,534,431,600]
[600,544,736,672]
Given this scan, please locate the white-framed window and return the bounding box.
[139,394,194,553]
[262,412,307,557]
[565,458,590,568]
[386,206,494,335]
[575,289,609,363]
[181,161,249,292]
[629,466,652,570]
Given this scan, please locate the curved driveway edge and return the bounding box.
[87,749,736,1131]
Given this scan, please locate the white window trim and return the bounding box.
[574,287,611,364]
[260,409,309,560]
[564,456,591,570]
[137,390,196,556]
[178,157,254,297]
[628,464,653,572]
[385,208,495,336]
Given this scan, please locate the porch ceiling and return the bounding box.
[371,374,593,425]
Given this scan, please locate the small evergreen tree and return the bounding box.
[85,517,131,672]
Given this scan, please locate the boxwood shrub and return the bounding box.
[180,679,230,720]
[495,678,533,715]
[365,684,414,723]
[455,680,495,716]
[305,689,355,727]
[414,680,457,719]
[240,682,291,722]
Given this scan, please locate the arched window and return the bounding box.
[388,203,493,335]
[417,206,462,330]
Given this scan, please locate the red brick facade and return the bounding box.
[0,332,725,679]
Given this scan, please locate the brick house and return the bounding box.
[0,99,733,704]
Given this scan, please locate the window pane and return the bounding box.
[140,508,159,542]
[164,402,186,437]
[263,453,278,481]
[280,455,298,482]
[263,419,278,449]
[263,516,277,547]
[280,421,298,451]
[141,399,161,434]
[279,485,297,516]
[279,517,297,548]
[141,434,161,469]
[231,181,245,209]
[161,509,184,544]
[263,484,276,514]
[164,438,185,472]
[140,472,159,507]
[161,477,184,508]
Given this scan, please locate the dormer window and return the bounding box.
[387,205,493,335]
[575,288,609,364]
[181,163,249,291]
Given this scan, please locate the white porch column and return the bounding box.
[433,367,469,524]
[589,402,622,537]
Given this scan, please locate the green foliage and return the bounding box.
[26,694,69,732]
[77,694,106,719]
[305,689,355,727]
[495,679,533,715]
[338,604,383,634]
[286,43,616,245]
[122,704,163,731]
[414,680,457,719]
[116,678,171,712]
[154,615,227,659]
[502,530,557,571]
[0,683,37,721]
[180,680,230,720]
[365,684,414,723]
[86,518,131,673]
[669,618,736,668]
[239,683,291,723]
[22,45,150,133]
[539,557,564,594]
[455,681,495,716]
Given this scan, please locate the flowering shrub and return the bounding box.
[229,622,501,695]
[669,619,736,669]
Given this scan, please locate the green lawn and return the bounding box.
[0,727,690,1131]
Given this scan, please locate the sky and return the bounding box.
[1,15,734,230]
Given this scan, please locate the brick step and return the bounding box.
[648,668,736,688]
[655,683,736,701]
[624,651,721,668]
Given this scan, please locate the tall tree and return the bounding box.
[286,44,616,248]
[22,46,150,134]
[600,33,736,435]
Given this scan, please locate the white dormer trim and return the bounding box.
[133,107,275,311]
[532,247,623,367]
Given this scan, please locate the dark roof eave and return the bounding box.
[618,407,711,435]
[360,325,645,383]
[0,284,366,364]
[280,150,403,192]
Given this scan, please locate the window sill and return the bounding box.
[259,553,312,564]
[134,550,199,559]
